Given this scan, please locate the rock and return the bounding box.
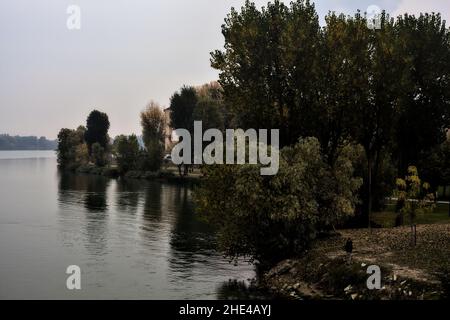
[351,293,358,300]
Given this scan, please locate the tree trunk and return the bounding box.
[368,155,372,231]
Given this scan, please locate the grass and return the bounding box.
[372,201,450,228]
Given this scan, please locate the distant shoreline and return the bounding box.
[0,134,57,151]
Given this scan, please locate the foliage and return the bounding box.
[91,142,109,167]
[394,14,450,173]
[211,0,450,225]
[194,137,362,265]
[394,166,435,243]
[419,140,450,194]
[193,82,227,131]
[84,110,110,154]
[56,126,86,170]
[74,142,89,166]
[144,140,164,172]
[113,134,140,174]
[169,86,198,133]
[140,102,166,172]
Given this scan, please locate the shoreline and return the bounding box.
[261,224,450,300]
[65,164,201,185]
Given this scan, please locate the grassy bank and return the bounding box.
[372,199,450,227]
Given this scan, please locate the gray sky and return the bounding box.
[1,0,449,139]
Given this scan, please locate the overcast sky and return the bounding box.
[1,0,449,139]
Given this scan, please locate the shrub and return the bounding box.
[91,142,109,167]
[113,135,140,174]
[194,138,362,265]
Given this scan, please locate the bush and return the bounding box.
[194,138,362,266]
[91,142,109,167]
[113,135,140,174]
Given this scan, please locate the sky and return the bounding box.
[1,0,449,139]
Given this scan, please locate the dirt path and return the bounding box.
[264,223,450,299]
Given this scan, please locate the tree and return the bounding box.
[91,142,108,167]
[394,166,435,245]
[193,82,226,131]
[113,135,140,174]
[0,134,57,150]
[394,13,450,175]
[211,0,322,148]
[419,140,450,196]
[57,126,86,169]
[84,110,110,155]
[343,12,402,228]
[194,138,362,265]
[140,101,166,171]
[170,86,198,132]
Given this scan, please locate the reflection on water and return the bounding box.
[0,152,258,299]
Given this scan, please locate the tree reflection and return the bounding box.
[142,181,163,223]
[115,178,142,214]
[168,185,217,278]
[57,172,110,256]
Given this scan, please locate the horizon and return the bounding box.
[1,0,449,139]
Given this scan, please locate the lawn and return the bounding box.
[372,200,450,228]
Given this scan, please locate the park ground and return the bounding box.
[263,208,450,300]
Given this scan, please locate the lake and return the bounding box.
[0,151,257,299]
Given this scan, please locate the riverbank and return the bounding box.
[73,164,201,184]
[262,223,450,300]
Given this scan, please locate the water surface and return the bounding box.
[0,151,255,299]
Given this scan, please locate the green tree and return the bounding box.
[140,101,166,171]
[193,82,226,131]
[394,166,435,245]
[84,110,110,155]
[194,138,362,265]
[91,142,108,167]
[394,13,450,175]
[57,126,86,169]
[170,86,198,132]
[113,134,140,174]
[211,0,322,148]
[419,140,450,196]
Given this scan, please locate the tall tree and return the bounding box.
[84,110,110,155]
[193,82,226,131]
[57,126,86,169]
[169,86,198,132]
[113,135,140,173]
[211,0,322,147]
[141,101,166,171]
[394,13,450,174]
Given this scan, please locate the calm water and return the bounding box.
[0,151,256,299]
